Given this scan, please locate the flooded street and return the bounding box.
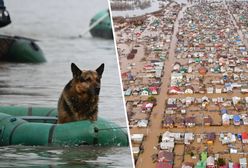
[135,4,188,168]
[0,0,132,167]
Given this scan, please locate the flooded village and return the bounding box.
[111,0,248,168]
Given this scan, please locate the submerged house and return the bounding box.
[131,134,144,143]
[132,87,140,96]
[124,88,132,96]
[185,116,196,127]
[168,86,182,94]
[243,116,248,125]
[142,102,154,112]
[163,116,174,128]
[229,162,240,168]
[206,156,215,168]
[175,117,185,128]
[207,87,214,94]
[241,86,248,93]
[185,86,194,94]
[184,132,194,144]
[137,119,148,128]
[240,158,247,168]
[173,62,181,71]
[215,87,222,93]
[206,132,216,144]
[156,162,173,168]
[204,116,213,126]
[182,162,194,168]
[185,97,194,106]
[242,132,248,144]
[149,86,159,95]
[222,113,230,125]
[141,88,152,96]
[160,141,175,151]
[157,150,174,163]
[233,115,241,126]
[170,72,183,86]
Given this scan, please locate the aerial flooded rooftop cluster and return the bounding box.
[112,0,248,167]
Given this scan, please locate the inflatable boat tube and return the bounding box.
[0,35,46,63]
[89,10,113,39]
[0,106,128,147]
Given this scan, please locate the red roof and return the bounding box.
[215,43,222,48]
[169,86,181,92]
[158,151,174,161]
[220,165,228,168]
[233,163,240,168]
[156,162,173,168]
[121,72,128,78]
[149,87,158,91]
[242,132,248,139]
[198,67,207,75]
[207,166,215,168]
[144,64,153,69]
[241,58,248,63]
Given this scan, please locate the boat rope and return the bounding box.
[80,12,109,37]
[48,124,57,144]
[95,126,127,131]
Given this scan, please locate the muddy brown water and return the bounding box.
[114,0,248,167]
[134,5,189,168]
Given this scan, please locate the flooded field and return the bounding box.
[111,0,188,17]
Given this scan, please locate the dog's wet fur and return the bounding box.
[57,63,104,124]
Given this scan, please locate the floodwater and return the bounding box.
[0,0,132,167]
[115,0,248,167]
[111,0,188,17]
[115,2,186,167]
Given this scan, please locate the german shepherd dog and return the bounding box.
[57,63,104,124]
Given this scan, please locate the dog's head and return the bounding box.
[71,63,104,97]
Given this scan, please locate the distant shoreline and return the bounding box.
[111,0,176,17]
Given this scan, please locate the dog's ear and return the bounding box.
[96,63,104,77]
[71,63,81,78]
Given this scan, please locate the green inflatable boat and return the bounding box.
[89,10,113,39]
[0,106,128,147]
[0,35,46,63]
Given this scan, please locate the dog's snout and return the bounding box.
[89,87,100,95]
[95,88,100,95]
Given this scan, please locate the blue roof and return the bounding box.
[225,83,232,87]
[233,115,241,122]
[221,109,227,114]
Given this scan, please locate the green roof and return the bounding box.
[195,58,201,63]
[196,161,206,168]
[201,151,208,161]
